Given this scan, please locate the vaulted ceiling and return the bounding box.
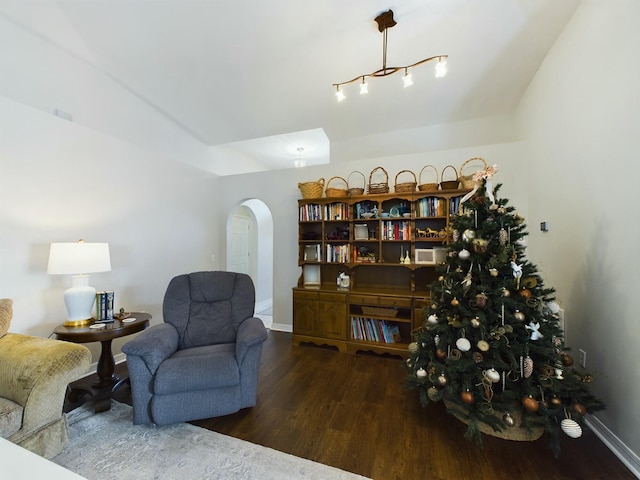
[1,0,580,174]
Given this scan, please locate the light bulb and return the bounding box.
[360,77,368,95]
[335,86,346,102]
[294,159,306,168]
[403,69,413,88]
[435,57,447,78]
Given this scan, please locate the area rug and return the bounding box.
[54,402,369,480]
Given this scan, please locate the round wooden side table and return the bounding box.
[54,312,151,412]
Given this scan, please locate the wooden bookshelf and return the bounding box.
[293,189,470,356]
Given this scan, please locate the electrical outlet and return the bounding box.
[579,349,586,368]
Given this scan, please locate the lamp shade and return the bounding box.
[47,242,111,275]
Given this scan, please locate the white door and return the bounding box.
[229,215,250,275]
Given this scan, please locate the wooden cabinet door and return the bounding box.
[317,300,347,340]
[293,297,317,336]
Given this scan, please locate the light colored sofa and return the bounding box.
[0,299,91,459]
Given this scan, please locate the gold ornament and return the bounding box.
[416,368,427,378]
[460,390,474,404]
[522,396,539,412]
[477,340,490,352]
[437,373,448,386]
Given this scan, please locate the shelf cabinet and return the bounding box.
[293,189,469,355]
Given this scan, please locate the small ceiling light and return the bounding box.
[403,68,413,88]
[435,57,448,78]
[294,147,306,168]
[360,76,368,95]
[332,9,448,100]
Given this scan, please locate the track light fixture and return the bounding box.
[332,9,448,101]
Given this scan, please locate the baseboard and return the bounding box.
[586,414,640,478]
[270,322,293,333]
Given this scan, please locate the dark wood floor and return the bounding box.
[83,331,634,480]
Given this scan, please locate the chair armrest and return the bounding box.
[0,333,91,435]
[122,323,179,374]
[236,317,268,364]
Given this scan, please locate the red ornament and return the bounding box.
[460,390,474,404]
[522,396,539,412]
[550,396,562,407]
[436,349,447,360]
[561,354,574,366]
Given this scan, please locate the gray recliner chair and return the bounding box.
[122,271,268,425]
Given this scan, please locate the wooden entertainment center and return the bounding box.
[293,189,470,355]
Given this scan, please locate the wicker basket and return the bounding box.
[394,170,417,193]
[347,171,366,196]
[458,157,487,189]
[361,306,398,318]
[367,167,390,194]
[298,178,324,199]
[325,176,349,197]
[418,165,439,192]
[440,165,459,190]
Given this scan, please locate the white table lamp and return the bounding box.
[47,240,111,327]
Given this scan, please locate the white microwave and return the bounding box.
[415,247,447,265]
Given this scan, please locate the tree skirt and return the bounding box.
[444,400,544,441]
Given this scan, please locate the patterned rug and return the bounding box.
[54,401,368,480]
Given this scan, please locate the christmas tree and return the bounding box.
[405,165,604,456]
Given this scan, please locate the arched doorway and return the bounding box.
[226,199,273,329]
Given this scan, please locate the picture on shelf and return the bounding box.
[303,244,321,262]
[354,224,369,240]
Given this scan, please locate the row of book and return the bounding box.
[299,204,322,222]
[326,244,350,263]
[351,316,402,343]
[95,291,114,321]
[382,221,410,240]
[323,203,349,221]
[415,197,447,217]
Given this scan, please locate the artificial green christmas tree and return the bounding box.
[405,165,604,456]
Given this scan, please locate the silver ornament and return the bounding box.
[458,249,471,260]
[502,412,515,427]
[416,368,427,379]
[561,418,583,438]
[524,356,534,378]
[462,229,476,242]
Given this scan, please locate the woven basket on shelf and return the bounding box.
[325,176,349,197]
[440,165,459,190]
[298,178,324,199]
[458,157,487,189]
[347,171,366,196]
[367,166,390,194]
[418,165,439,192]
[394,170,417,193]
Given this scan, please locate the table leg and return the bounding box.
[93,339,119,388]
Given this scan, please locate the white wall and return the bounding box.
[0,97,221,362]
[516,0,640,466]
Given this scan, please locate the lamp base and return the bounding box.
[63,275,97,325]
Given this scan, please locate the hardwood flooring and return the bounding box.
[86,331,634,480]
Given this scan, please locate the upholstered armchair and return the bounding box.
[0,299,91,459]
[122,271,268,425]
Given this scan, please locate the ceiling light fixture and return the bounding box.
[294,147,306,168]
[332,9,448,101]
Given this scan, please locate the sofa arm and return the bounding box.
[122,323,179,374]
[0,333,90,438]
[236,317,268,364]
